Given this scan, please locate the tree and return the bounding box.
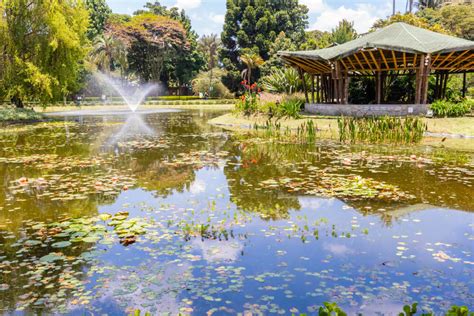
[135,2,205,88]
[109,14,189,83]
[371,13,449,34]
[330,20,358,44]
[85,0,111,40]
[89,34,128,74]
[301,30,332,50]
[261,32,298,76]
[417,0,442,10]
[198,34,221,96]
[437,5,474,40]
[192,68,232,98]
[220,0,309,92]
[240,52,264,85]
[0,0,89,107]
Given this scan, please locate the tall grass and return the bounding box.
[337,116,426,144]
[252,119,317,143]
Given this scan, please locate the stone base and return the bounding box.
[305,103,428,117]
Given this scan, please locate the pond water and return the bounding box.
[0,110,473,315]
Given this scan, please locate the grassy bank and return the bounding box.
[35,103,235,113]
[209,113,474,150]
[0,107,45,122]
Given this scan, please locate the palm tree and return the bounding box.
[90,34,128,75]
[240,52,264,85]
[198,34,221,95]
[417,0,442,9]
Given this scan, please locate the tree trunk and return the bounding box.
[11,95,24,108]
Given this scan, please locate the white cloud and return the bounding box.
[210,13,225,25]
[174,0,202,10]
[309,3,391,33]
[189,179,206,194]
[300,0,326,13]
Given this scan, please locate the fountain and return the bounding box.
[93,72,160,112]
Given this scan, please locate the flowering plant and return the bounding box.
[236,80,261,116]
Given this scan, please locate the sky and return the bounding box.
[106,0,395,36]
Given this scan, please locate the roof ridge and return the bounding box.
[399,23,427,51]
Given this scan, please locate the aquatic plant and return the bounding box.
[337,116,426,144]
[252,119,318,143]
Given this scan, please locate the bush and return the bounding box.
[0,107,44,122]
[192,68,233,99]
[277,96,304,119]
[260,67,310,94]
[430,99,473,117]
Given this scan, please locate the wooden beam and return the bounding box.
[403,52,407,68]
[299,68,310,103]
[421,54,431,105]
[380,50,390,69]
[444,50,470,68]
[311,74,315,103]
[448,53,474,69]
[368,50,381,71]
[462,72,467,98]
[436,51,456,68]
[376,71,382,104]
[391,51,398,71]
[360,51,374,72]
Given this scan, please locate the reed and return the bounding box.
[337,116,426,144]
[252,119,318,143]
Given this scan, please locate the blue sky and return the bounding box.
[106,0,394,36]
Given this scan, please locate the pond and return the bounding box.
[0,109,473,315]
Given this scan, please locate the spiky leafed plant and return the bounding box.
[89,34,128,74]
[240,52,265,85]
[260,67,311,94]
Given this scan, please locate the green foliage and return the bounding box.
[278,96,304,119]
[199,34,221,71]
[400,303,418,316]
[0,0,90,107]
[371,13,449,34]
[338,116,427,144]
[89,33,128,74]
[260,67,310,94]
[417,5,474,40]
[446,305,474,316]
[220,0,309,91]
[0,107,44,122]
[261,32,298,76]
[330,19,357,44]
[192,68,232,98]
[318,302,347,316]
[301,30,332,50]
[108,14,189,83]
[430,99,473,117]
[85,0,111,40]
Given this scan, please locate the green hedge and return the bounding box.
[430,99,473,117]
[0,107,44,122]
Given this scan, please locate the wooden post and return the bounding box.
[421,54,431,105]
[299,68,310,103]
[311,74,315,104]
[435,73,440,100]
[462,72,467,98]
[316,75,321,103]
[442,72,449,99]
[415,54,425,104]
[376,71,382,104]
[343,71,350,104]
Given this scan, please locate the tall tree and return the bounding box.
[372,13,449,34]
[330,19,358,44]
[89,34,128,74]
[0,0,89,107]
[220,0,309,92]
[261,32,298,76]
[135,2,205,87]
[85,0,111,40]
[109,13,189,83]
[198,34,221,95]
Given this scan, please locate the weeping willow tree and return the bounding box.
[0,0,90,107]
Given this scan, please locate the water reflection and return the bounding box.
[0,110,472,314]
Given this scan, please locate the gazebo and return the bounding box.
[278,22,474,116]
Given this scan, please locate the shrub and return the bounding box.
[260,67,310,94]
[430,99,473,117]
[192,68,233,99]
[277,96,304,119]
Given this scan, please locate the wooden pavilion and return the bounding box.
[278,23,474,112]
